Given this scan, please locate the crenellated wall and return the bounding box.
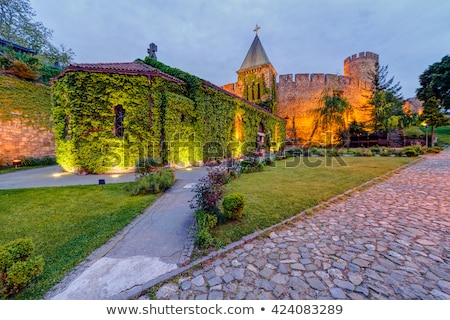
[276,52,378,142]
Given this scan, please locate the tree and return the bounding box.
[370,62,403,98]
[367,62,406,133]
[0,0,74,66]
[416,55,450,111]
[419,97,450,147]
[311,88,353,146]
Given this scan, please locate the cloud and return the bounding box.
[30,0,450,98]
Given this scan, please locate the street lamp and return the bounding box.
[422,122,428,147]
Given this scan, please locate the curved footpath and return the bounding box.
[149,150,450,300]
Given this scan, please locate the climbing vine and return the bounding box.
[0,75,52,128]
[51,59,285,173]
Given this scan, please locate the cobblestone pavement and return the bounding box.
[154,150,450,300]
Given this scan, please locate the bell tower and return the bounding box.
[236,25,278,113]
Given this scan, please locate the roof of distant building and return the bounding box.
[0,38,38,55]
[239,35,271,71]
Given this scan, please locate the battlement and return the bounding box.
[277,73,372,90]
[344,51,379,65]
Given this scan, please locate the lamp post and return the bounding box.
[424,123,428,148]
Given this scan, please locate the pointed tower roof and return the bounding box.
[239,27,271,71]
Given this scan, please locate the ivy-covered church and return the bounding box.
[51,55,285,174]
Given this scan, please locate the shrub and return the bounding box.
[190,167,230,213]
[239,156,264,173]
[135,158,163,177]
[194,210,218,248]
[222,193,246,220]
[370,146,380,154]
[20,156,57,167]
[285,148,303,157]
[0,238,44,297]
[402,147,418,157]
[126,169,175,195]
[8,60,40,81]
[379,148,393,157]
[426,146,443,154]
[327,149,340,157]
[309,147,318,155]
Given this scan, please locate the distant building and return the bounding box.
[0,38,37,55]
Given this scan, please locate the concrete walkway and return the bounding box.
[152,150,450,300]
[40,166,208,299]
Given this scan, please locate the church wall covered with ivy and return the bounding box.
[51,58,286,174]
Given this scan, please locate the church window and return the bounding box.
[257,83,261,100]
[114,105,125,138]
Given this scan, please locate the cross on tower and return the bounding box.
[254,24,261,36]
[147,43,157,60]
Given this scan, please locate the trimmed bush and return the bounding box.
[222,193,246,220]
[0,238,44,297]
[239,157,264,173]
[126,168,175,195]
[135,158,162,177]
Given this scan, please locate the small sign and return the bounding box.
[98,179,105,185]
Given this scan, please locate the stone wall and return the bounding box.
[276,52,378,142]
[0,118,55,165]
[276,73,373,141]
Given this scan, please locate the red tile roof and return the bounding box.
[52,61,184,84]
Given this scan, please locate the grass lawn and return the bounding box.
[434,125,450,145]
[0,184,157,299]
[214,156,413,245]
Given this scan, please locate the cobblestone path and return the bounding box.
[155,150,450,300]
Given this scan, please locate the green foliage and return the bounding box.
[19,156,56,167]
[222,193,246,220]
[379,148,393,157]
[417,55,450,111]
[0,238,44,297]
[126,169,175,196]
[311,87,352,145]
[51,59,285,173]
[194,209,218,248]
[0,74,51,128]
[239,156,264,173]
[404,126,425,138]
[52,72,153,173]
[402,146,418,157]
[135,158,162,177]
[0,0,74,66]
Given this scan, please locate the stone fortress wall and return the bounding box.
[276,51,379,142]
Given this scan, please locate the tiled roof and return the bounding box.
[52,61,184,84]
[239,35,271,71]
[0,38,38,55]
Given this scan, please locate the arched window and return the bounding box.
[234,114,244,141]
[114,105,125,138]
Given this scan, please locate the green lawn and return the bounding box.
[214,156,413,245]
[0,184,157,299]
[434,125,450,145]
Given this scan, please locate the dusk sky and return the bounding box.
[30,0,450,99]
